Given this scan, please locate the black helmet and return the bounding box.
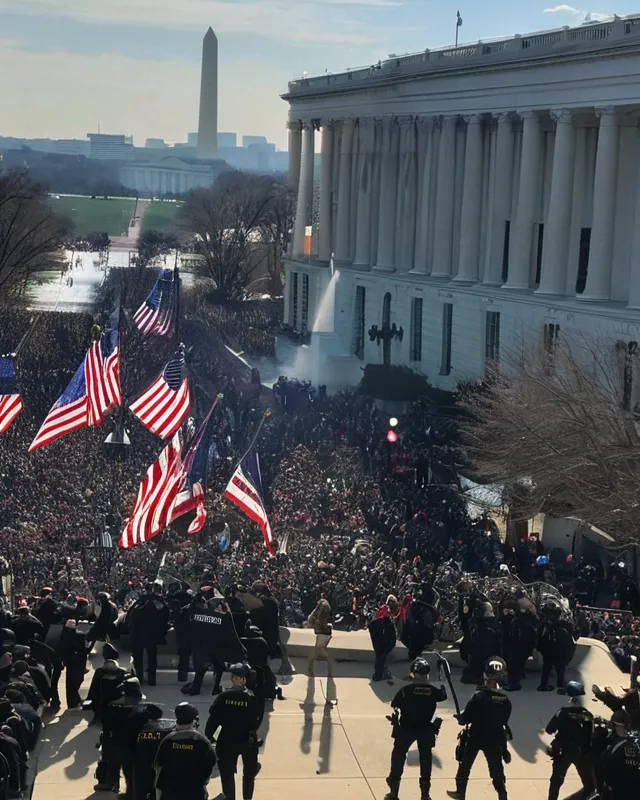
[565,681,585,698]
[410,657,430,677]
[174,702,199,725]
[483,656,507,681]
[229,663,249,678]
[0,629,15,645]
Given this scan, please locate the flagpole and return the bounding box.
[11,314,43,360]
[173,250,181,341]
[235,408,272,470]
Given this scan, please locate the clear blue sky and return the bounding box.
[0,2,633,149]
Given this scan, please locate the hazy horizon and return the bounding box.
[0,2,627,151]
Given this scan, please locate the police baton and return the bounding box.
[423,649,461,717]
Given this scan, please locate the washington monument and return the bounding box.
[196,27,218,160]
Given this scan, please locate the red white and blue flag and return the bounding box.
[29,340,107,452]
[170,397,220,534]
[101,308,122,409]
[224,450,274,554]
[120,433,183,548]
[133,269,177,337]
[29,313,122,451]
[120,397,220,548]
[128,350,190,440]
[0,356,22,435]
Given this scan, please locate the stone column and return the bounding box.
[455,114,484,282]
[374,117,399,271]
[292,122,315,257]
[412,118,433,274]
[580,107,620,301]
[287,121,302,190]
[431,116,457,278]
[353,119,375,267]
[484,114,513,284]
[317,122,335,263]
[627,164,640,307]
[397,119,418,271]
[334,119,356,263]
[536,110,576,295]
[504,110,542,289]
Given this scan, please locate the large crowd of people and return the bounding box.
[1,274,640,798]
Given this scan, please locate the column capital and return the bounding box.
[286,120,303,131]
[440,114,459,127]
[516,109,539,120]
[357,117,375,130]
[550,108,573,124]
[595,106,619,125]
[340,117,357,129]
[463,113,483,125]
[300,120,314,132]
[494,112,514,124]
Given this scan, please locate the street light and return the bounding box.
[389,417,399,428]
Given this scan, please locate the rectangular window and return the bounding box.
[291,272,299,330]
[410,297,423,361]
[485,310,501,365]
[352,285,366,359]
[301,274,309,332]
[576,227,591,295]
[440,303,453,375]
[501,221,510,284]
[543,322,560,356]
[535,223,544,285]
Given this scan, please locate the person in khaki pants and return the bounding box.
[307,599,333,677]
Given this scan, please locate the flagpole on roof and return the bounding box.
[455,9,463,47]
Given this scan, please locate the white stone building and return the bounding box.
[119,156,214,196]
[282,15,640,391]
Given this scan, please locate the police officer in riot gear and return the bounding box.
[154,703,216,800]
[537,604,576,694]
[205,663,261,800]
[601,710,640,799]
[131,705,174,800]
[97,677,145,795]
[167,582,194,683]
[449,657,512,800]
[544,681,595,800]
[384,656,447,800]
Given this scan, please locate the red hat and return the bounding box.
[76,597,88,604]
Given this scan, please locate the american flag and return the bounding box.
[0,356,22,435]
[133,269,177,337]
[29,340,107,452]
[101,308,122,409]
[170,396,220,534]
[120,433,183,549]
[224,449,274,554]
[120,398,219,549]
[128,351,191,440]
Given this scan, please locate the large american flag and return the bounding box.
[133,269,177,337]
[120,433,183,548]
[128,351,190,440]
[0,356,23,435]
[224,450,274,554]
[101,308,122,409]
[29,340,107,452]
[120,398,221,548]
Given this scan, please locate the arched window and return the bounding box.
[382,292,391,328]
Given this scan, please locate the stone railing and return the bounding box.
[287,15,639,94]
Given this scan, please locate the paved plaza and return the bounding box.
[31,638,627,800]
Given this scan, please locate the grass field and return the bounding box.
[49,196,135,237]
[141,200,184,235]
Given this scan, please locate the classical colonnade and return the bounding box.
[287,108,640,307]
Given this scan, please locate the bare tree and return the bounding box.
[181,172,280,301]
[0,171,71,298]
[460,334,640,546]
[259,180,295,296]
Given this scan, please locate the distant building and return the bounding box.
[54,139,90,156]
[242,135,267,148]
[87,133,134,161]
[187,132,198,146]
[145,138,167,148]
[119,155,216,196]
[217,132,237,148]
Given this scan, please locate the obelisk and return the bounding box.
[196,27,218,160]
